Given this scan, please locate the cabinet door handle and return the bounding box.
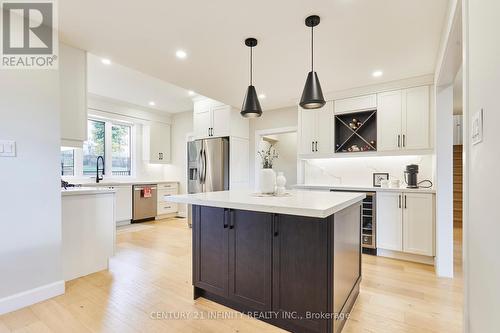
[312,141,314,153]
[229,210,235,229]
[315,141,318,152]
[398,195,401,209]
[404,195,407,209]
[210,128,213,136]
[398,135,401,148]
[223,209,229,228]
[273,215,279,237]
[403,134,406,147]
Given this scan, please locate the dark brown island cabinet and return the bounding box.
[191,203,362,333]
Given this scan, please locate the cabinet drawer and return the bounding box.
[158,183,178,190]
[158,202,178,215]
[158,188,178,201]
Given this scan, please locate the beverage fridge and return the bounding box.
[187,137,229,226]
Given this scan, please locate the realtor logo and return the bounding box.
[1,0,58,69]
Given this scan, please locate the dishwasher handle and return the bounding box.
[134,186,157,191]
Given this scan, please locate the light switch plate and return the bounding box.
[471,109,483,145]
[0,140,16,157]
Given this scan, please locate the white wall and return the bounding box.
[163,111,193,216]
[249,106,298,188]
[435,85,454,278]
[303,155,434,187]
[464,0,500,331]
[0,70,63,313]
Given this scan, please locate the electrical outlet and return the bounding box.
[0,140,16,157]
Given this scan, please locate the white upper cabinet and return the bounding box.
[193,99,248,140]
[376,192,403,251]
[403,86,430,150]
[298,102,334,156]
[402,193,435,256]
[377,90,403,151]
[143,122,171,164]
[60,43,87,148]
[377,86,431,152]
[334,94,377,114]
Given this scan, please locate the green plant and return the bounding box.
[258,144,279,169]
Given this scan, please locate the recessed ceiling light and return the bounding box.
[188,90,195,96]
[176,50,187,59]
[372,70,383,77]
[148,101,156,106]
[101,58,111,65]
[258,94,266,99]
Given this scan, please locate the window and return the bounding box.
[112,124,131,176]
[61,149,74,176]
[83,120,105,175]
[60,118,134,178]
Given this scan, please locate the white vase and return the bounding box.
[276,172,287,195]
[260,168,276,194]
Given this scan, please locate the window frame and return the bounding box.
[61,116,136,180]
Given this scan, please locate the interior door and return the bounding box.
[403,193,434,256]
[193,206,229,297]
[211,105,231,137]
[377,90,403,151]
[315,102,334,154]
[228,210,272,311]
[403,86,430,150]
[376,192,403,251]
[298,108,317,155]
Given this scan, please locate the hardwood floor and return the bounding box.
[0,218,463,333]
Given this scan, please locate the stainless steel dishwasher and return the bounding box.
[132,184,157,222]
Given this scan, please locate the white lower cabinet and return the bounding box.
[376,192,403,251]
[109,185,132,225]
[157,183,178,216]
[402,193,435,256]
[377,192,435,257]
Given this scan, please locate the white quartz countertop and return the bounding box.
[166,190,365,218]
[293,184,436,194]
[76,180,179,187]
[61,187,116,196]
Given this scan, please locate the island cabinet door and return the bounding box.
[193,206,229,298]
[228,210,272,311]
[272,214,329,333]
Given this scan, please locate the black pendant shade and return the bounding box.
[241,38,263,118]
[300,15,326,109]
[241,85,262,118]
[300,71,325,109]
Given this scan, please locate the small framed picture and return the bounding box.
[373,173,389,187]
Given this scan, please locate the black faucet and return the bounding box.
[96,156,105,183]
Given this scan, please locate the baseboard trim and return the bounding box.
[377,249,435,265]
[0,280,65,315]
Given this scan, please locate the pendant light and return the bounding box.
[300,15,326,109]
[241,38,263,118]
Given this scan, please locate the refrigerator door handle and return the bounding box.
[202,148,207,185]
[198,148,204,184]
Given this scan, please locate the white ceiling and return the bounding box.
[61,0,449,111]
[87,53,194,113]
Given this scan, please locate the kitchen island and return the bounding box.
[167,190,365,333]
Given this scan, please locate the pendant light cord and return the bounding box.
[250,46,253,86]
[311,25,314,72]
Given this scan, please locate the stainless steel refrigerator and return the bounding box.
[187,137,229,226]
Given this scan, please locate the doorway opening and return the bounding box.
[254,127,298,191]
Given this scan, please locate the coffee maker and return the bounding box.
[404,164,419,188]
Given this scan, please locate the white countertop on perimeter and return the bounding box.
[166,190,365,218]
[73,180,179,187]
[61,187,116,196]
[293,184,436,194]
